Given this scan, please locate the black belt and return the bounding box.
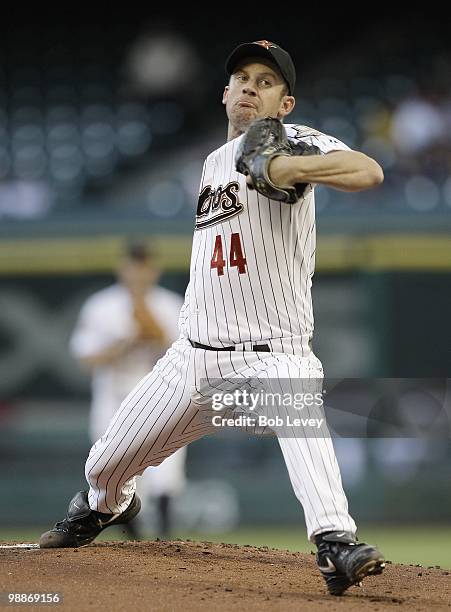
[190,340,270,352]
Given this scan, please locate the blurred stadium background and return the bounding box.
[0,12,450,568]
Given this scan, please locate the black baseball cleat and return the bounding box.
[315,531,385,596]
[39,491,141,548]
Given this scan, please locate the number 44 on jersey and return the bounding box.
[211,232,247,276]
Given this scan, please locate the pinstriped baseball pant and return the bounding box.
[85,335,356,541]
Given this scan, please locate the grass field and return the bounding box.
[2,525,450,569]
[177,526,451,569]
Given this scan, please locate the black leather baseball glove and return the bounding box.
[235,117,320,204]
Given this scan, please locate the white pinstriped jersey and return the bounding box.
[84,135,357,541]
[179,124,350,352]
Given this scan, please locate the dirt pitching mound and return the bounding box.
[1,540,450,611]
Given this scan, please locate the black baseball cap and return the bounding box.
[225,40,296,95]
[124,239,154,261]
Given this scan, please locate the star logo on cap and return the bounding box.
[254,40,277,50]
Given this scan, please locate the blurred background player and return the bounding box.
[69,240,186,539]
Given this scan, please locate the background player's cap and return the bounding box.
[124,238,155,261]
[225,40,296,95]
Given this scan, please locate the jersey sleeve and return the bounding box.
[168,295,185,343]
[286,124,351,154]
[159,290,185,345]
[70,296,122,359]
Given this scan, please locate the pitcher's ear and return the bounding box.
[280,95,295,117]
[222,86,229,104]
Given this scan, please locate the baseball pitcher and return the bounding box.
[40,40,385,596]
